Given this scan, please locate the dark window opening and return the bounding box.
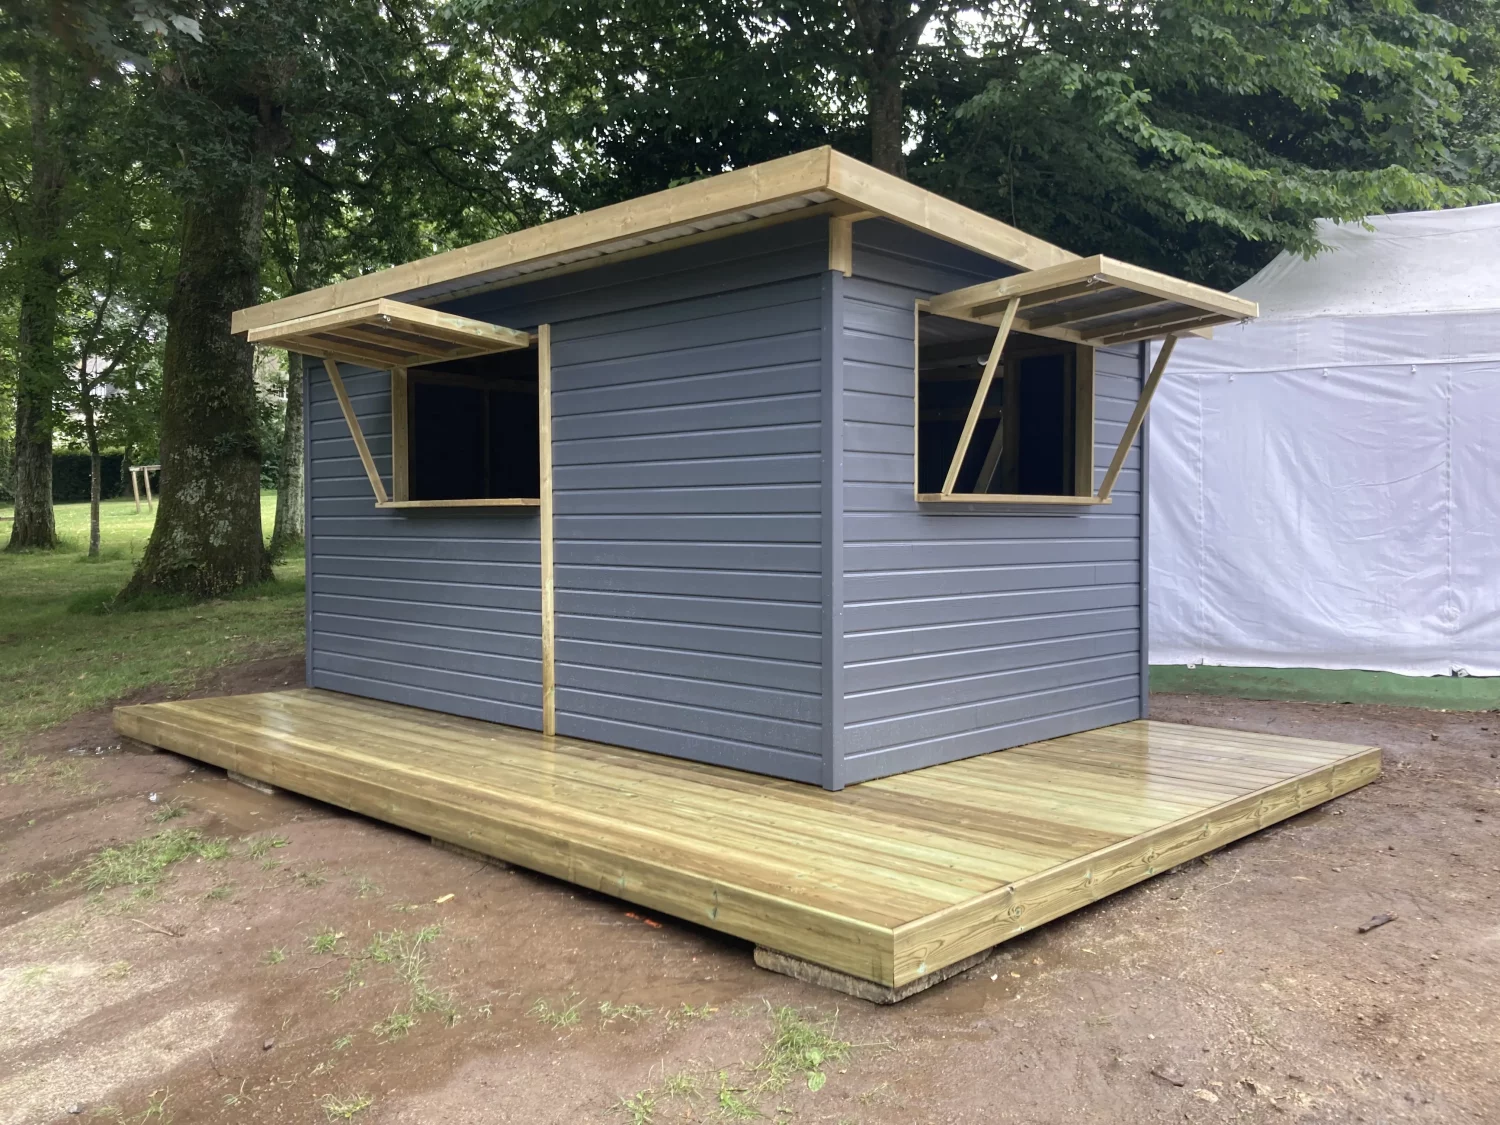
[917,311,1089,497]
[408,345,540,501]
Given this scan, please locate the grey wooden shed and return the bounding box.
[238,147,1256,791]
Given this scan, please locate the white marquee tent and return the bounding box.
[1148,204,1500,678]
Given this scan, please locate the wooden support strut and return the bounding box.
[940,298,1019,496]
[1096,334,1176,502]
[322,358,390,506]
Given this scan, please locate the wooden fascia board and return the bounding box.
[233,148,1079,336]
[232,149,838,335]
[248,298,530,353]
[822,151,1077,274]
[929,254,1258,328]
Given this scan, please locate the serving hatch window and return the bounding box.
[915,310,1094,500]
[404,344,540,502]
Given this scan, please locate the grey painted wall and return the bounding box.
[304,215,1148,789]
[306,219,828,782]
[834,220,1146,785]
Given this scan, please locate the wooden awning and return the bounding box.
[927,255,1257,345]
[245,298,530,368]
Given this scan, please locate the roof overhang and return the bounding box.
[245,298,530,368]
[232,148,1078,336]
[927,255,1258,345]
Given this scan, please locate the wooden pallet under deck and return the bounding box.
[114,690,1380,995]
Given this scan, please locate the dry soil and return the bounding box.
[1,662,1496,1124]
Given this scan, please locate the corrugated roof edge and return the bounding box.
[231,147,1077,336]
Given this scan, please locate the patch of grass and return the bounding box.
[661,1073,698,1098]
[664,1002,716,1029]
[310,929,344,954]
[372,1009,415,1040]
[202,883,235,902]
[615,1090,655,1124]
[320,1093,373,1121]
[21,964,51,986]
[104,961,132,978]
[529,993,584,1030]
[599,1000,655,1027]
[715,1072,759,1120]
[0,493,303,751]
[351,875,380,898]
[244,834,289,859]
[291,866,328,888]
[2,752,95,793]
[754,1006,850,1093]
[149,801,186,823]
[262,946,287,966]
[332,1033,354,1051]
[82,828,229,892]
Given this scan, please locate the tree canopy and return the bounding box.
[1,0,1495,587]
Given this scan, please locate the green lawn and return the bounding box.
[0,492,304,749]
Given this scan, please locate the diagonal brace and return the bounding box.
[1096,334,1176,502]
[941,297,1020,496]
[323,358,391,506]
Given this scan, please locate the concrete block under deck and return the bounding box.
[114,689,1380,998]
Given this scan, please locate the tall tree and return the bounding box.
[125,0,523,597]
[475,0,1488,283]
[0,31,71,549]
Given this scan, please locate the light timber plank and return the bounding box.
[114,690,1379,995]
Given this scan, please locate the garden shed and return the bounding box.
[117,149,1379,999]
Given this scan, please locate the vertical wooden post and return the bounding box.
[537,324,556,737]
[130,467,141,513]
[390,367,409,503]
[142,467,154,512]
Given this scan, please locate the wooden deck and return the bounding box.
[115,690,1380,993]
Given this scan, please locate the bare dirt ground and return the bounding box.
[2,665,1496,1124]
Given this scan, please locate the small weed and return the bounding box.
[615,1090,655,1124]
[262,946,287,966]
[320,1093,373,1121]
[291,866,328,889]
[754,1006,850,1093]
[310,929,344,954]
[529,993,584,1030]
[332,1033,354,1050]
[662,1073,698,1098]
[260,858,281,870]
[243,834,289,859]
[599,1000,655,1027]
[715,1072,759,1120]
[202,883,235,902]
[328,962,363,1002]
[372,1010,415,1041]
[198,839,230,860]
[352,876,380,898]
[136,1089,171,1120]
[20,964,51,986]
[83,828,230,892]
[149,801,186,823]
[665,1002,716,1029]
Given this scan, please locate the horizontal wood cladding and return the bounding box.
[836,221,1147,783]
[306,219,829,781]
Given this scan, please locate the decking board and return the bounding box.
[114,689,1380,991]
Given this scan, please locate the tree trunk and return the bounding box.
[82,371,101,557]
[7,61,66,552]
[121,178,273,598]
[869,69,906,178]
[268,349,305,559]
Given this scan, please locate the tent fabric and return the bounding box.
[1148,206,1500,678]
